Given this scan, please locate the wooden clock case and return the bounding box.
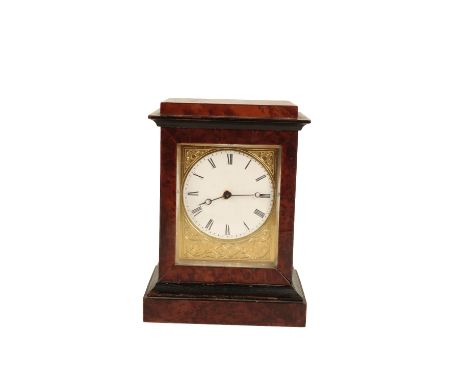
[143,99,311,326]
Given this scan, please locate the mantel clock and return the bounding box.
[143,98,311,326]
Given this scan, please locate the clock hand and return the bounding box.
[199,190,267,205]
[229,192,269,198]
[200,190,233,205]
[199,195,223,206]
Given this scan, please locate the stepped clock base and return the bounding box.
[143,265,307,327]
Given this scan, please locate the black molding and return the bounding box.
[148,110,311,132]
[148,271,305,302]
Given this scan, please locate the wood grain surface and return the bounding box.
[143,265,307,326]
[157,126,299,285]
[160,98,298,119]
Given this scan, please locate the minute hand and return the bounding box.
[231,193,270,198]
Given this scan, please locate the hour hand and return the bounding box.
[199,198,212,206]
[199,195,223,206]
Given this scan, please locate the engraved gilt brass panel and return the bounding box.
[176,144,281,268]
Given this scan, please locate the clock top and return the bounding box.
[149,98,310,131]
[160,98,298,119]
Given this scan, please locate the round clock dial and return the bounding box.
[183,149,274,240]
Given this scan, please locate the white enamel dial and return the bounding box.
[183,149,274,239]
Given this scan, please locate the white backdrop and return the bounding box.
[1,1,467,381]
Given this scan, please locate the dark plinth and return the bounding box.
[143,265,307,327]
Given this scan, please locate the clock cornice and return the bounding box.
[148,98,310,131]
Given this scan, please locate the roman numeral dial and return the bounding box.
[183,149,275,239]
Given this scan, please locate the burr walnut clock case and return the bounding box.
[143,98,311,326]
